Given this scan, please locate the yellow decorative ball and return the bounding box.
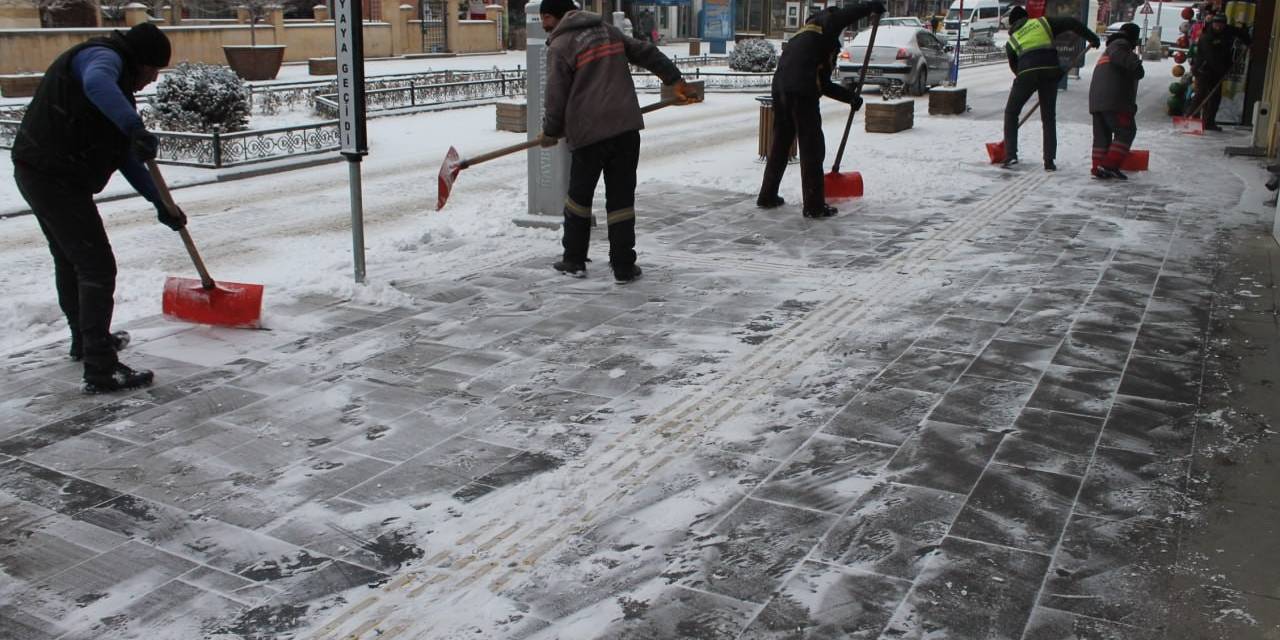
[1172,64,1186,77]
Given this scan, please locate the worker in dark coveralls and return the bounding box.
[11,23,187,393]
[756,0,886,219]
[538,0,697,284]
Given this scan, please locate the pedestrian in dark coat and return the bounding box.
[1000,5,1099,171]
[538,0,696,283]
[11,23,186,393]
[1089,23,1143,180]
[1188,13,1251,130]
[756,0,886,218]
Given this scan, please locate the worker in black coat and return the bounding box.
[757,0,885,219]
[1188,13,1251,131]
[1000,5,1099,171]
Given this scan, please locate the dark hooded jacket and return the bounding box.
[12,32,141,193]
[1089,33,1144,113]
[772,2,876,101]
[1193,23,1251,78]
[542,10,681,150]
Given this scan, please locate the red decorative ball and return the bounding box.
[1181,7,1194,19]
[1173,51,1186,63]
[1177,35,1189,48]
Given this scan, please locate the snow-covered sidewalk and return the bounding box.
[2,56,1279,639]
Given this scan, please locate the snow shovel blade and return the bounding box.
[824,170,864,200]
[986,140,1007,164]
[162,277,264,329]
[437,146,462,210]
[1172,115,1204,135]
[1121,149,1150,171]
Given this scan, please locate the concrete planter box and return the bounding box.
[223,45,286,81]
[308,57,336,75]
[0,74,42,98]
[866,99,914,133]
[928,86,967,115]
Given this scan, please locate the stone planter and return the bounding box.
[0,74,42,98]
[223,45,286,81]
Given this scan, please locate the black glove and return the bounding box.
[866,0,887,14]
[156,202,186,231]
[130,128,160,161]
[849,93,864,112]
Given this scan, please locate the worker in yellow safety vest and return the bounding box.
[1000,5,1099,171]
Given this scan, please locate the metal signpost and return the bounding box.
[335,0,368,282]
[949,0,963,84]
[524,1,571,221]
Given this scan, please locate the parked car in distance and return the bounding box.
[837,26,954,96]
[880,16,926,28]
[942,0,1001,45]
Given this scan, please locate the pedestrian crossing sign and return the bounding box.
[1139,2,1154,14]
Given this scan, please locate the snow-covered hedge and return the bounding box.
[728,39,778,73]
[148,63,251,133]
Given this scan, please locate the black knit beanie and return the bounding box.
[539,0,578,19]
[122,22,172,67]
[1006,6,1028,25]
[1119,23,1140,42]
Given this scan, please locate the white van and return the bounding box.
[942,0,1002,44]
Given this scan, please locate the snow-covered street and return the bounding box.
[2,50,1279,639]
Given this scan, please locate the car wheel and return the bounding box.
[912,67,927,96]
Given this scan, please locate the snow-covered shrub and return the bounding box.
[728,39,778,72]
[149,63,251,133]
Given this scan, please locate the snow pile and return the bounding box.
[147,63,251,133]
[728,39,778,72]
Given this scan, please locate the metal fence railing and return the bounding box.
[314,71,527,116]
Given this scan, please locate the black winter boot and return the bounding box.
[70,330,131,361]
[553,260,587,277]
[756,195,786,209]
[612,264,642,284]
[802,204,838,218]
[83,362,154,394]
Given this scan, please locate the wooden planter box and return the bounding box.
[0,74,42,98]
[308,57,336,76]
[496,101,527,132]
[928,87,967,115]
[865,99,914,133]
[223,45,286,81]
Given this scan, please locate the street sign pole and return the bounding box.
[949,0,963,84]
[335,0,368,283]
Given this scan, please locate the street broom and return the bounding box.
[825,13,881,200]
[148,160,264,329]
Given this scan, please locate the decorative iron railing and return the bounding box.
[0,119,17,148]
[155,120,340,168]
[314,71,526,116]
[632,69,775,90]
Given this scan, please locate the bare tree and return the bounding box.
[0,0,95,27]
[184,0,278,44]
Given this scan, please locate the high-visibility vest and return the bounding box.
[1009,17,1053,56]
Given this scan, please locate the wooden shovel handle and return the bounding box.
[146,160,215,290]
[461,98,682,169]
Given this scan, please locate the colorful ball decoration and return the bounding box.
[1179,21,1190,33]
[1172,64,1186,77]
[1177,35,1190,48]
[1173,51,1186,63]
[1170,81,1184,95]
[1168,95,1185,115]
[1181,6,1194,19]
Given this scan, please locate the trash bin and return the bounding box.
[756,96,798,163]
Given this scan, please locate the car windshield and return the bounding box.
[945,8,973,20]
[850,26,918,46]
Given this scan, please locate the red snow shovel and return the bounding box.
[986,100,1039,164]
[1173,76,1225,135]
[148,161,264,329]
[437,89,703,210]
[825,13,881,200]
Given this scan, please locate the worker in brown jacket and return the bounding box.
[538,0,697,284]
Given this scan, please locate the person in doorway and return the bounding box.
[1187,13,1250,131]
[1088,22,1144,180]
[756,1,887,218]
[11,23,186,393]
[1000,5,1099,171]
[538,0,698,283]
